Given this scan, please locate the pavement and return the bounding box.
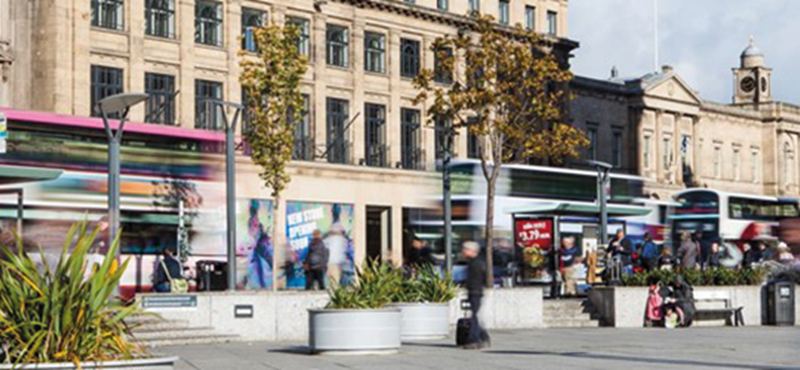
[163,327,800,370]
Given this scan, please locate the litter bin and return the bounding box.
[196,260,228,291]
[766,281,795,326]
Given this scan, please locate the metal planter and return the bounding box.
[388,303,450,341]
[0,357,179,370]
[308,308,401,354]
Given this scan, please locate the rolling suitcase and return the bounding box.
[456,299,471,346]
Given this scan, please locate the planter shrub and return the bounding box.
[0,223,147,366]
[621,267,767,287]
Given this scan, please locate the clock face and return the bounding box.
[761,77,768,93]
[741,77,756,93]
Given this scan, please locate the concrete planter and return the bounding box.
[388,303,450,341]
[0,357,179,370]
[308,308,401,354]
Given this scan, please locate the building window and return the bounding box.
[587,125,598,160]
[287,17,311,57]
[612,131,622,167]
[663,137,673,171]
[547,11,557,35]
[326,98,349,164]
[144,73,176,125]
[195,1,223,46]
[92,0,124,30]
[91,66,124,118]
[401,108,423,170]
[713,144,722,179]
[364,32,386,74]
[195,80,223,130]
[434,115,451,161]
[469,0,480,14]
[525,6,536,30]
[292,95,313,161]
[434,47,453,84]
[145,0,175,38]
[499,0,510,25]
[751,149,760,184]
[364,103,387,167]
[326,25,349,68]
[643,134,651,169]
[400,39,420,78]
[438,0,448,11]
[467,118,480,159]
[241,8,266,51]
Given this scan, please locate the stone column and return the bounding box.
[128,0,146,122]
[179,0,197,128]
[313,14,328,162]
[68,0,89,116]
[388,29,403,167]
[226,1,243,134]
[352,16,366,166]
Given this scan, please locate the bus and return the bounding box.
[407,160,668,283]
[0,109,226,299]
[671,189,800,248]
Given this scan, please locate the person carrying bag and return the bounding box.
[155,248,188,293]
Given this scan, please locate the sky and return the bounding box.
[569,0,800,104]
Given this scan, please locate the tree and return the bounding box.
[240,22,308,284]
[413,15,587,286]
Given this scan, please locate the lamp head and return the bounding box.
[586,160,613,170]
[97,93,149,116]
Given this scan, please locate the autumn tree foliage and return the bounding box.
[413,15,587,285]
[240,23,308,267]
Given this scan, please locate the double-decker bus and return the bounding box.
[671,189,800,247]
[0,109,225,299]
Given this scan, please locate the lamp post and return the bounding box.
[211,100,243,292]
[97,93,148,275]
[587,160,613,247]
[442,120,455,274]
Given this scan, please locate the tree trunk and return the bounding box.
[271,195,282,292]
[484,178,496,287]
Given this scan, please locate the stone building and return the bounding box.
[1,0,576,281]
[570,39,800,200]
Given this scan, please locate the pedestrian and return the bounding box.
[777,242,794,264]
[462,241,490,350]
[408,237,435,267]
[641,232,659,272]
[665,275,696,327]
[304,230,329,290]
[676,231,699,271]
[754,242,772,263]
[559,236,581,297]
[706,241,722,269]
[694,231,710,270]
[658,247,675,271]
[741,243,754,269]
[154,248,184,293]
[608,229,633,276]
[324,224,348,285]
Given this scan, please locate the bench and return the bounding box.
[693,290,745,326]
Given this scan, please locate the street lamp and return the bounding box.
[97,93,148,268]
[211,100,243,292]
[587,160,612,247]
[442,120,455,274]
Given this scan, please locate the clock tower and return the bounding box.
[733,37,772,105]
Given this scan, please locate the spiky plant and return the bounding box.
[0,222,145,366]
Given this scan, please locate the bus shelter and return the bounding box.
[509,202,651,294]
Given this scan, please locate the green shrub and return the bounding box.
[395,264,458,304]
[326,258,402,309]
[621,267,768,287]
[0,222,145,366]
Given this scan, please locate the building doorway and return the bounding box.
[366,206,391,262]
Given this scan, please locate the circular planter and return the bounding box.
[308,308,401,354]
[388,303,450,341]
[0,357,179,369]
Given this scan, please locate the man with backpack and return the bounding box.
[304,230,329,290]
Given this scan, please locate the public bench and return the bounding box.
[694,290,744,326]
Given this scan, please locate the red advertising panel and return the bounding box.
[514,218,554,251]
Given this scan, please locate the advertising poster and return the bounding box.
[236,199,274,290]
[285,202,355,289]
[514,218,554,281]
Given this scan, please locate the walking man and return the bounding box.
[559,236,581,296]
[463,241,489,349]
[641,232,659,272]
[304,230,329,290]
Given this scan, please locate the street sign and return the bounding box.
[141,294,198,309]
[0,112,6,154]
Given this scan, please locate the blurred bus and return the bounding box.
[671,189,799,248]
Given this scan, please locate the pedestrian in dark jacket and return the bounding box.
[463,241,489,350]
[706,241,722,269]
[155,248,183,293]
[304,230,329,290]
[741,243,754,269]
[641,232,659,272]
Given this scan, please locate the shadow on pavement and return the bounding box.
[485,350,798,370]
[402,342,460,349]
[268,346,311,355]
